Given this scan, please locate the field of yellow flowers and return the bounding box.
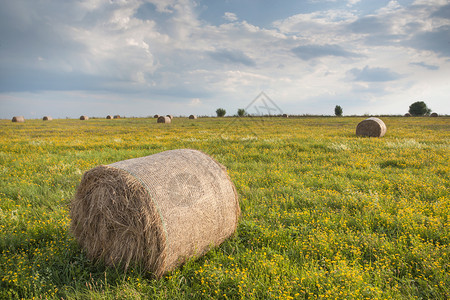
[0,116,449,299]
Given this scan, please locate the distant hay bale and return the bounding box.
[404,113,412,117]
[166,115,173,120]
[80,115,89,120]
[430,112,438,117]
[356,117,386,137]
[106,115,112,119]
[114,115,121,119]
[282,114,289,118]
[157,116,171,123]
[154,114,160,118]
[43,116,52,121]
[12,116,25,123]
[70,149,240,278]
[189,115,197,119]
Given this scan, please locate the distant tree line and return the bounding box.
[213,101,436,118]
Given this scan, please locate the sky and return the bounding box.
[1,0,449,118]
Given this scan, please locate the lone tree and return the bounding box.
[216,108,226,117]
[334,105,343,116]
[237,108,246,117]
[409,101,431,116]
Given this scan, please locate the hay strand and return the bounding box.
[157,116,171,124]
[71,149,240,278]
[12,116,25,122]
[356,117,386,137]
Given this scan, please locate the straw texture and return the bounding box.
[71,149,240,278]
[356,117,386,137]
[157,116,171,123]
[12,116,25,122]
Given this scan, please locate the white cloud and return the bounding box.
[146,0,177,13]
[272,10,358,46]
[377,0,402,14]
[347,0,361,7]
[223,12,238,22]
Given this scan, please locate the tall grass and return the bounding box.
[0,117,449,299]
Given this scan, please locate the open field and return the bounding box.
[0,116,449,299]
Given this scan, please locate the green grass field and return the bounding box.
[0,116,449,299]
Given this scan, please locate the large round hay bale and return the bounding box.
[166,115,173,120]
[80,115,89,120]
[157,116,171,123]
[282,114,288,118]
[430,112,438,117]
[356,117,386,137]
[70,149,240,278]
[114,115,121,119]
[106,115,112,119]
[189,115,197,119]
[404,113,412,117]
[12,116,25,122]
[43,116,52,121]
[154,114,160,118]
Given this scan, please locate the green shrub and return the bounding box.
[216,108,226,117]
[409,101,431,116]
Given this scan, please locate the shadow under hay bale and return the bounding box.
[12,116,25,122]
[356,117,386,137]
[106,115,112,119]
[189,115,197,119]
[430,112,438,117]
[80,115,89,120]
[43,116,53,121]
[157,116,171,123]
[70,149,240,278]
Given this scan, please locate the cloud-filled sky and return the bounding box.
[1,0,449,118]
